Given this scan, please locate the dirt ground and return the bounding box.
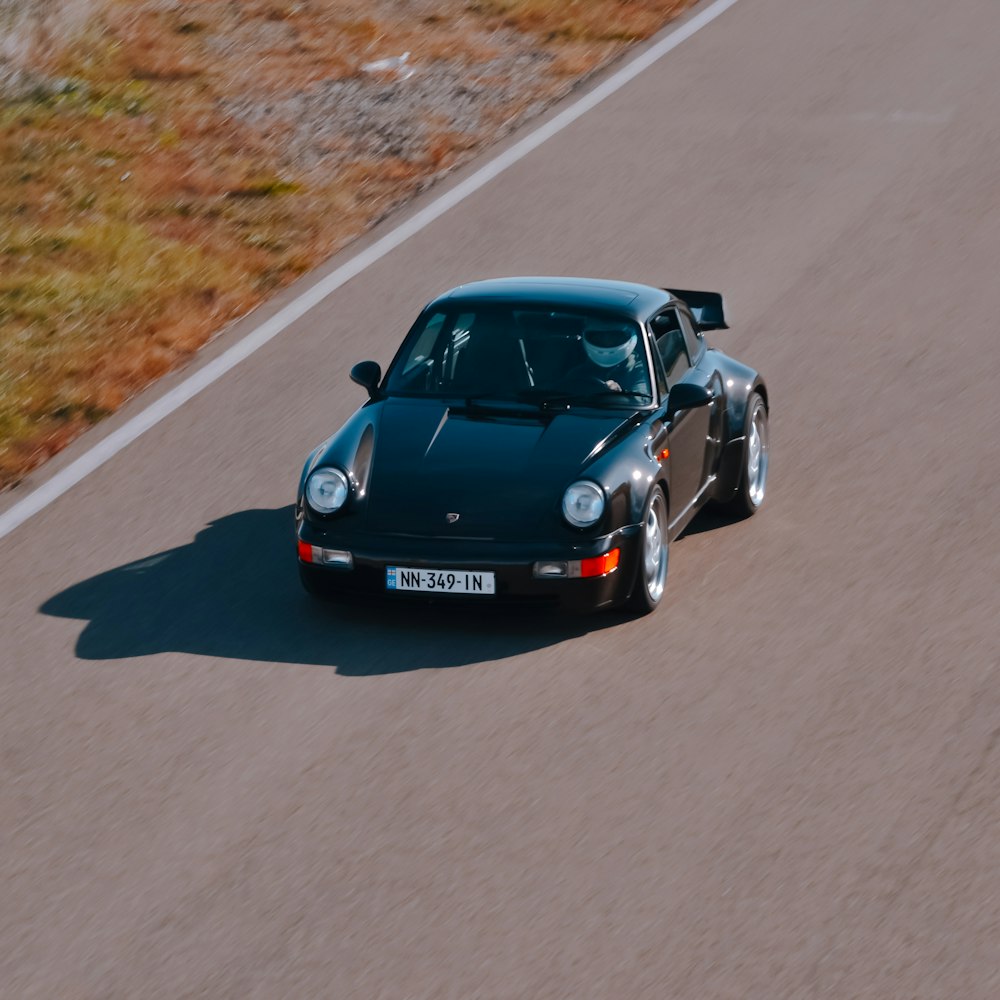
[0,0,693,489]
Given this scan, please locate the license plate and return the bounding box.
[386,566,496,595]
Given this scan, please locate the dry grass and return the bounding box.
[0,0,696,489]
[473,0,691,40]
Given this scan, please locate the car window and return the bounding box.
[649,338,668,398]
[443,313,474,382]
[652,309,691,387]
[678,310,702,363]
[385,306,652,405]
[401,311,446,374]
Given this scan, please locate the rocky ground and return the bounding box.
[0,0,692,488]
[0,0,98,97]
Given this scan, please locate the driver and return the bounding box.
[577,320,650,395]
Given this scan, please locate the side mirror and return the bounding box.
[350,360,382,400]
[666,382,712,419]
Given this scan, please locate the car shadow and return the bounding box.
[678,504,748,537]
[40,506,632,675]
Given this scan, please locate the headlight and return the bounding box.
[562,480,605,528]
[305,467,350,514]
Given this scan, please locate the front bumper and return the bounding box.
[297,522,643,612]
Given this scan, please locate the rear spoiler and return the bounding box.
[663,288,728,331]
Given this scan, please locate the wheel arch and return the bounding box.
[657,475,671,521]
[753,379,769,413]
[711,358,768,501]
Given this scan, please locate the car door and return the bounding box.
[652,309,713,522]
[679,307,725,490]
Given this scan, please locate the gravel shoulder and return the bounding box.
[0,0,692,490]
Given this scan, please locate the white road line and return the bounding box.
[0,0,741,542]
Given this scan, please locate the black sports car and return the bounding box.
[296,277,768,614]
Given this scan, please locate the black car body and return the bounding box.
[296,277,768,613]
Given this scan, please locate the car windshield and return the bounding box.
[383,306,653,406]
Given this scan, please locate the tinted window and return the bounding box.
[652,310,691,387]
[679,310,702,362]
[401,311,446,375]
[385,306,653,406]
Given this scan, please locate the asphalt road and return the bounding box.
[3,0,1000,996]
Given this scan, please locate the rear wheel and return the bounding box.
[727,392,768,517]
[627,486,668,615]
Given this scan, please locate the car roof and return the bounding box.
[432,277,674,321]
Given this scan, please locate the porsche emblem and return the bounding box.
[445,512,461,524]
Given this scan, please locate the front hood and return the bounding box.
[363,397,633,539]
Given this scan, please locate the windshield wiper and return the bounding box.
[515,389,651,409]
[449,394,545,415]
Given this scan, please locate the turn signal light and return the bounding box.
[532,547,621,580]
[580,548,620,578]
[298,541,353,568]
[534,561,569,578]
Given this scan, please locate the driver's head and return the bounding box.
[583,320,637,368]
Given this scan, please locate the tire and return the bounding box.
[627,486,669,615]
[727,391,768,518]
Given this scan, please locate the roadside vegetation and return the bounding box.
[0,0,692,489]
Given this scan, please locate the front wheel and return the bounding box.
[727,392,768,517]
[627,486,668,615]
